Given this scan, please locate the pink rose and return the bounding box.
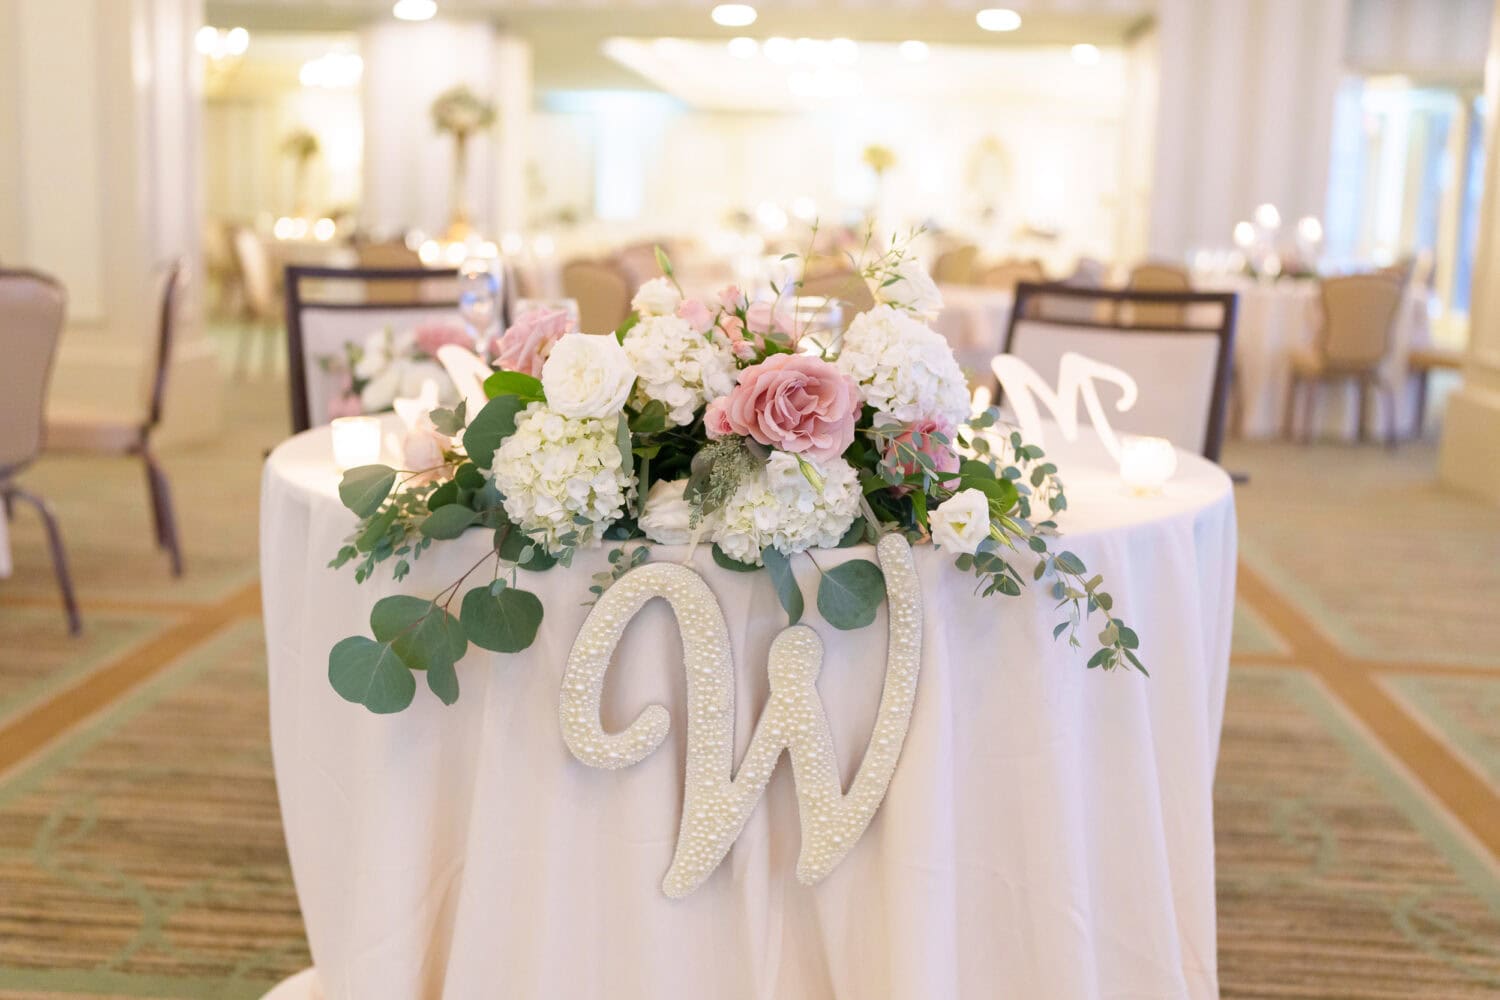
[703,396,735,439]
[885,418,960,493]
[677,299,714,333]
[490,308,574,377]
[717,285,745,311]
[745,299,793,339]
[414,322,473,358]
[327,391,364,420]
[719,354,861,460]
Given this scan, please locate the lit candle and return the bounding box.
[1119,435,1177,495]
[331,416,383,471]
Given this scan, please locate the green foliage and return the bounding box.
[711,545,760,573]
[420,504,479,539]
[461,586,544,653]
[483,370,545,402]
[429,400,467,436]
[761,547,804,625]
[328,636,416,714]
[587,545,650,604]
[817,559,886,630]
[687,437,762,526]
[463,395,526,469]
[338,465,396,518]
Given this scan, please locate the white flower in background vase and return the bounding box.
[631,277,683,318]
[622,315,738,426]
[639,478,716,545]
[490,403,635,554]
[874,256,945,319]
[712,451,860,565]
[835,304,970,426]
[360,358,456,413]
[929,488,992,555]
[540,333,636,419]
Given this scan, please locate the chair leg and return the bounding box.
[1284,375,1299,440]
[1383,383,1397,450]
[1357,379,1370,444]
[143,449,184,577]
[4,485,82,635]
[1413,371,1429,440]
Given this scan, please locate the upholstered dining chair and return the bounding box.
[284,265,463,433]
[978,258,1047,293]
[1125,261,1193,327]
[46,260,187,577]
[561,259,633,334]
[1284,273,1404,447]
[230,225,281,376]
[1001,282,1239,462]
[0,269,81,632]
[932,245,980,285]
[797,264,875,317]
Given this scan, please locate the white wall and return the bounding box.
[1346,0,1492,78]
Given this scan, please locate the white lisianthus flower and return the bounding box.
[540,333,636,419]
[874,256,945,319]
[490,403,635,555]
[630,277,683,318]
[622,314,738,426]
[639,478,716,545]
[359,358,457,413]
[835,304,970,426]
[929,488,992,555]
[712,452,860,566]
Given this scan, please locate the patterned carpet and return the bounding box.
[0,374,1497,998]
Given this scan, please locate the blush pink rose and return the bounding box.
[719,354,860,460]
[745,299,793,339]
[717,285,745,311]
[414,322,473,358]
[885,418,960,493]
[490,308,574,377]
[677,298,714,333]
[703,396,735,439]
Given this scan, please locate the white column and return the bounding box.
[491,34,533,239]
[1438,0,1500,502]
[360,17,498,238]
[0,0,219,444]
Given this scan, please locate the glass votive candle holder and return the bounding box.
[331,416,383,470]
[1119,435,1177,495]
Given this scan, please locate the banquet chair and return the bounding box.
[1284,274,1404,447]
[1062,256,1109,288]
[47,260,187,577]
[932,245,979,285]
[1125,262,1193,328]
[979,258,1047,293]
[561,259,633,334]
[798,265,876,317]
[230,225,282,377]
[285,265,461,433]
[0,269,81,633]
[1001,282,1238,462]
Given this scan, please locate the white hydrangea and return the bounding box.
[712,451,860,566]
[621,314,738,426]
[835,304,970,425]
[873,256,945,319]
[490,403,635,555]
[630,276,682,317]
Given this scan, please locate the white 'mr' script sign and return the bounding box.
[990,351,1139,461]
[558,534,923,898]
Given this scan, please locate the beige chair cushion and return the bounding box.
[1288,344,1325,378]
[46,403,144,453]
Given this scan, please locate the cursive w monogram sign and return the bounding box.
[559,534,923,897]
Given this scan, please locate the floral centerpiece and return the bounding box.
[326,234,1145,713]
[320,322,471,419]
[430,84,496,240]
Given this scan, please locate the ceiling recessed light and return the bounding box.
[898,39,929,62]
[727,36,759,58]
[1070,43,1100,65]
[392,0,437,22]
[976,8,1021,32]
[711,4,757,28]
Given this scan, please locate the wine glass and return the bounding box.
[457,257,501,349]
[793,296,845,357]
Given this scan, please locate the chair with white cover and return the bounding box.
[285,266,462,433]
[1284,273,1404,447]
[0,269,81,632]
[1001,282,1238,462]
[47,260,187,576]
[561,259,633,334]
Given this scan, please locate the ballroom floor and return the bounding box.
[0,365,1497,999]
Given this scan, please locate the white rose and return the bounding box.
[540,333,636,419]
[875,257,944,319]
[639,478,713,545]
[929,488,992,555]
[631,277,682,317]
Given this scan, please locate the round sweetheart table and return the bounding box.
[259,423,1236,1000]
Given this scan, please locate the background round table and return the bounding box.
[260,425,1236,1000]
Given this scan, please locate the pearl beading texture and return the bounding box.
[559,533,923,898]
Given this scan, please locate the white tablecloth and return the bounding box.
[933,285,1013,384]
[260,425,1236,1000]
[1201,276,1429,439]
[0,514,10,578]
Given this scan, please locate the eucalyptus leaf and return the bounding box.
[338,465,396,518]
[761,547,804,625]
[711,545,760,573]
[497,525,558,570]
[483,370,545,402]
[817,559,886,630]
[461,586,544,653]
[463,395,526,469]
[369,595,467,673]
[328,636,416,713]
[426,658,460,705]
[421,504,480,539]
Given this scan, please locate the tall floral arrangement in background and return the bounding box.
[280,128,321,217]
[430,85,497,239]
[325,233,1145,714]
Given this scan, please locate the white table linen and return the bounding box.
[1200,276,1429,439]
[0,515,10,578]
[260,424,1236,1000]
[933,285,1013,384]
